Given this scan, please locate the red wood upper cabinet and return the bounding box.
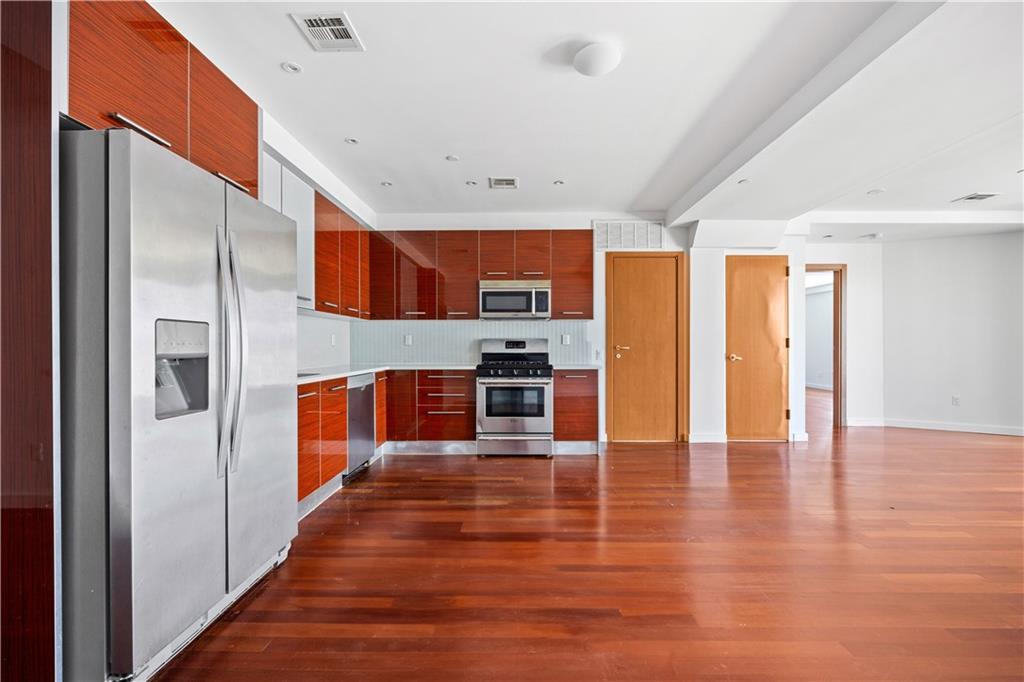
[359,226,371,319]
[297,383,320,500]
[515,230,552,279]
[339,211,360,318]
[394,231,437,320]
[69,0,189,156]
[479,230,515,280]
[374,372,387,447]
[314,192,341,314]
[319,379,348,482]
[554,371,598,441]
[188,46,259,195]
[551,229,594,319]
[437,231,479,319]
[369,230,396,320]
[385,370,418,441]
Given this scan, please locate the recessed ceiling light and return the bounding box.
[280,61,302,74]
[573,42,622,77]
[1017,168,1023,174]
[737,178,750,185]
[553,180,565,185]
[465,180,477,186]
[446,155,460,162]
[858,232,882,240]
[344,137,359,145]
[866,188,886,195]
[822,234,833,239]
[380,181,392,187]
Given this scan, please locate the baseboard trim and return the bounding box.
[806,383,833,391]
[847,418,884,427]
[884,419,1024,437]
[791,432,809,442]
[688,432,728,443]
[382,440,600,455]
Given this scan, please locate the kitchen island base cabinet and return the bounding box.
[554,371,598,441]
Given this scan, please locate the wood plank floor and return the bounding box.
[156,422,1023,680]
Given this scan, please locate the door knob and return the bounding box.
[614,345,631,351]
[728,353,743,362]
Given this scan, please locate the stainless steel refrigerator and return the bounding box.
[60,129,298,680]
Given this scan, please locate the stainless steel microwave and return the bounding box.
[479,280,551,319]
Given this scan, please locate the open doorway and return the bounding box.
[805,264,845,433]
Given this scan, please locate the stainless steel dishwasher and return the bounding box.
[346,373,375,476]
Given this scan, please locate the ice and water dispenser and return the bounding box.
[154,319,210,420]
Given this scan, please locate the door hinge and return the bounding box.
[785,266,790,277]
[785,337,790,348]
[785,409,791,420]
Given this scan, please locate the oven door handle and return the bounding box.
[477,379,552,386]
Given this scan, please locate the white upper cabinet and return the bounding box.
[260,151,282,211]
[281,166,315,309]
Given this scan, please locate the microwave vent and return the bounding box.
[592,220,664,250]
[291,13,365,52]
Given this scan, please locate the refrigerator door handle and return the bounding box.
[216,227,238,479]
[228,230,250,473]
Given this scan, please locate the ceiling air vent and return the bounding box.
[952,192,999,203]
[488,177,519,189]
[290,13,365,52]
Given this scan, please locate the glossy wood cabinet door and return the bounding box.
[375,373,387,447]
[319,379,348,482]
[369,230,396,319]
[339,211,360,318]
[552,229,593,319]
[479,230,515,280]
[297,384,320,500]
[515,230,552,279]
[188,46,258,195]
[359,225,371,319]
[394,231,437,320]
[386,370,418,441]
[69,0,189,156]
[417,406,476,440]
[554,371,598,440]
[436,230,479,319]
[314,192,341,314]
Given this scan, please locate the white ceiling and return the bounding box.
[154,1,892,215]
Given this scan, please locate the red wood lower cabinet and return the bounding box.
[386,370,418,441]
[297,383,321,500]
[319,379,348,482]
[554,371,598,440]
[375,372,387,447]
[417,405,476,440]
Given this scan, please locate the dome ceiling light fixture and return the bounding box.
[573,42,622,78]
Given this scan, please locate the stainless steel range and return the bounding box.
[476,339,554,456]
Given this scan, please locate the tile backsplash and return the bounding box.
[349,320,597,365]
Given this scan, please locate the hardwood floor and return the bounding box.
[157,428,1023,681]
[806,387,834,434]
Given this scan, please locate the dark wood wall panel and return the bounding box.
[1,1,54,679]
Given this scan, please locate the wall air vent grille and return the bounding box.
[488,177,519,189]
[291,13,365,52]
[592,220,664,250]
[952,192,999,202]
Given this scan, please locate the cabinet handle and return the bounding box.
[427,410,465,415]
[446,312,469,316]
[560,311,584,315]
[484,271,508,276]
[562,375,590,379]
[345,306,359,313]
[321,301,339,309]
[427,375,465,379]
[404,311,426,316]
[376,377,387,382]
[297,295,312,302]
[428,393,464,397]
[328,385,346,392]
[298,391,317,399]
[521,271,545,276]
[215,172,250,194]
[108,112,171,148]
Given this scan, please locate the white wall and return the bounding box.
[883,231,1024,435]
[806,242,885,426]
[805,285,834,390]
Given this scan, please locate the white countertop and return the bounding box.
[297,363,601,384]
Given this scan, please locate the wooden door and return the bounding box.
[319,379,348,482]
[359,226,371,319]
[394,231,437,319]
[313,192,340,314]
[437,230,479,319]
[369,230,396,319]
[514,230,552,279]
[385,370,418,441]
[552,229,593,319]
[607,253,686,441]
[297,384,320,500]
[69,0,189,156]
[554,371,598,440]
[479,230,515,280]
[188,46,258,195]
[339,211,360,318]
[726,255,789,440]
[374,373,387,446]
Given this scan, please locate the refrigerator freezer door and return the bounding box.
[106,130,228,675]
[225,187,299,591]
